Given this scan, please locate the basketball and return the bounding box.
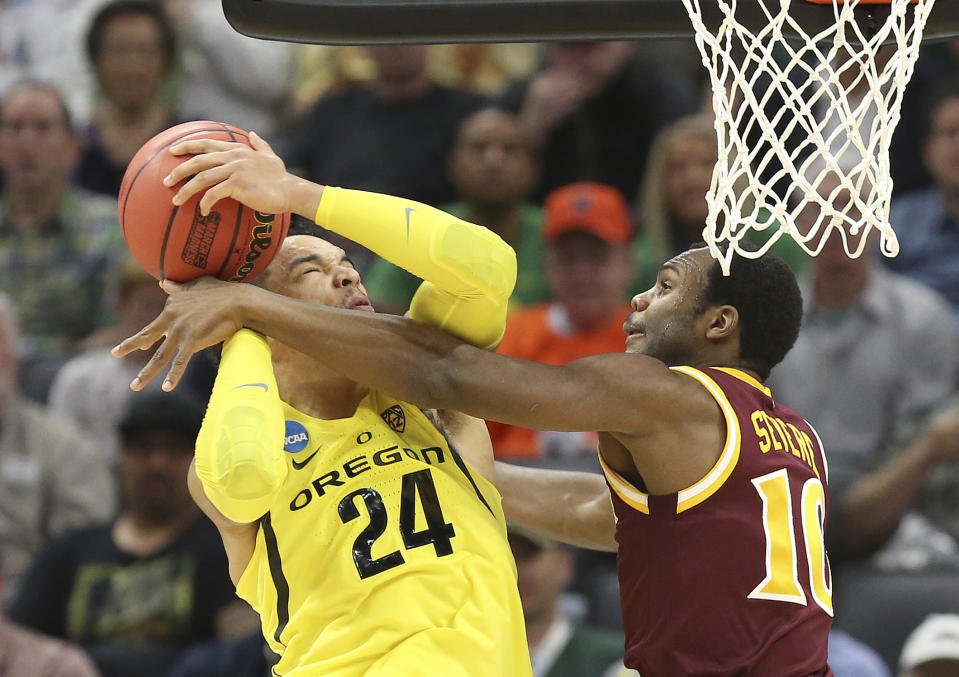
[118,120,290,282]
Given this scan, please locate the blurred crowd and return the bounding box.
[4,1,959,675]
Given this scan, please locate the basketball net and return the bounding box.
[682,0,936,273]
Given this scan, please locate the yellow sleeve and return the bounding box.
[194,329,287,523]
[314,187,517,350]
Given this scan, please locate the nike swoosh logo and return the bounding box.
[404,207,415,241]
[291,447,321,470]
[233,382,269,392]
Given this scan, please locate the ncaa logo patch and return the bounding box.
[283,420,310,453]
[381,405,406,433]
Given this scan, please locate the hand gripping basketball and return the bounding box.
[165,132,308,218]
[119,121,292,283]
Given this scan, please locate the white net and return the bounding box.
[682,0,937,273]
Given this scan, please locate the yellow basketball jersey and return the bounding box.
[235,390,532,677]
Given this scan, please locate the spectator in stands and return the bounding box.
[5,387,248,677]
[0,0,103,125]
[501,41,699,203]
[829,398,959,569]
[76,0,179,197]
[633,114,717,291]
[633,114,808,293]
[488,182,634,460]
[0,80,126,398]
[887,78,959,328]
[280,45,488,214]
[891,43,959,197]
[0,563,100,677]
[509,525,627,677]
[364,106,547,313]
[899,614,959,677]
[767,175,959,563]
[162,0,295,137]
[0,291,113,595]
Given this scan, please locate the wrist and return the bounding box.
[286,175,325,220]
[236,283,271,333]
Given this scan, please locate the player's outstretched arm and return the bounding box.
[113,278,683,440]
[495,461,617,551]
[163,132,516,350]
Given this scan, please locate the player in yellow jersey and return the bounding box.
[118,133,533,677]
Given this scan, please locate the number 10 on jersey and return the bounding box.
[749,468,832,616]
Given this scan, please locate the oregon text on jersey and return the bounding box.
[288,439,449,511]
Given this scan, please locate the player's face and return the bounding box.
[263,235,374,313]
[624,248,712,364]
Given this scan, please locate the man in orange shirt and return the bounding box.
[490,182,636,459]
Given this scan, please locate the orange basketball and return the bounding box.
[118,120,290,282]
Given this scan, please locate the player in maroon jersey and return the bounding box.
[112,141,829,676]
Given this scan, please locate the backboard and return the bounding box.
[221,0,959,45]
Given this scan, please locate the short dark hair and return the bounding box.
[697,243,803,380]
[287,214,324,238]
[86,0,177,74]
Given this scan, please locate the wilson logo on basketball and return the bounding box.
[230,211,276,282]
[181,204,221,269]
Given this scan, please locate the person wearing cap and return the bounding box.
[5,388,247,677]
[488,181,635,460]
[899,613,959,677]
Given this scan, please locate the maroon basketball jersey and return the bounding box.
[600,367,833,677]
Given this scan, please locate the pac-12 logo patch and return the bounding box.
[381,405,406,433]
[284,420,309,453]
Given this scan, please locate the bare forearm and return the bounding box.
[841,437,937,554]
[240,286,630,433]
[242,287,467,408]
[495,461,617,551]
